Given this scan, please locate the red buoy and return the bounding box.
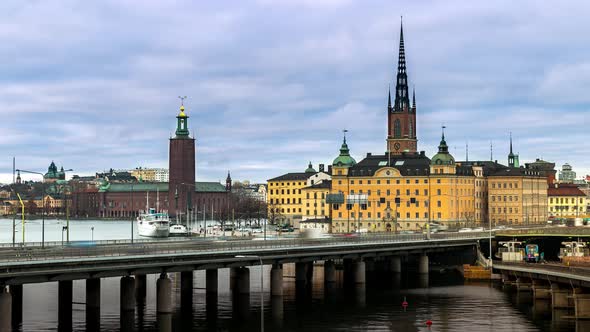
[402,301,408,307]
[426,319,433,327]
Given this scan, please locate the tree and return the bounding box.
[26,199,37,215]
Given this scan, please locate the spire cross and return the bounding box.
[343,129,348,143]
[178,96,188,106]
[441,125,446,140]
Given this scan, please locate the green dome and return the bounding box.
[431,129,455,166]
[305,162,316,173]
[332,136,356,167]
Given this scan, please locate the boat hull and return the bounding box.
[138,224,170,238]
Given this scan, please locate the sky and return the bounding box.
[1,0,589,184]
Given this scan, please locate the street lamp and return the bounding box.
[91,226,94,241]
[235,255,264,332]
[131,183,134,243]
[16,169,45,248]
[59,168,74,243]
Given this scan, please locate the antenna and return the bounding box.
[466,142,469,162]
[490,141,493,161]
[178,96,188,106]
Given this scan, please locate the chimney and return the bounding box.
[328,165,333,175]
[319,164,325,172]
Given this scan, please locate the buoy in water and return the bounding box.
[426,319,433,327]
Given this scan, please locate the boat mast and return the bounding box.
[146,191,149,212]
[156,187,160,212]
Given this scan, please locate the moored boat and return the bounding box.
[169,224,189,236]
[137,208,170,238]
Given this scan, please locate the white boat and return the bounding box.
[137,208,170,238]
[169,224,189,236]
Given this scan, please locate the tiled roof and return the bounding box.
[304,181,332,190]
[348,152,431,177]
[268,173,312,182]
[548,184,586,197]
[99,182,226,193]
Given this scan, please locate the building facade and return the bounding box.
[548,183,587,219]
[559,163,576,183]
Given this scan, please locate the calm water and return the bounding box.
[1,219,587,332]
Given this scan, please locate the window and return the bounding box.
[415,189,419,195]
[377,180,381,184]
[351,180,355,184]
[415,179,419,184]
[437,201,441,207]
[437,179,441,184]
[396,180,400,184]
[416,212,419,218]
[387,190,390,196]
[424,189,428,195]
[394,119,401,138]
[406,189,410,195]
[437,212,442,219]
[406,212,410,218]
[437,189,441,195]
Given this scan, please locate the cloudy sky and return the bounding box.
[1,0,589,184]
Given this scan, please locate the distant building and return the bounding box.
[44,161,66,183]
[96,169,137,183]
[548,183,587,219]
[129,167,169,182]
[525,159,556,185]
[559,163,576,183]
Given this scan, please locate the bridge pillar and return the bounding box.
[532,280,551,300]
[229,267,239,291]
[0,286,11,332]
[135,274,147,303]
[418,254,429,274]
[236,267,250,295]
[120,276,136,312]
[181,271,193,307]
[58,280,73,330]
[515,278,532,292]
[353,260,366,284]
[86,278,101,309]
[157,273,173,313]
[9,284,22,327]
[551,285,571,309]
[295,262,308,286]
[271,264,283,297]
[343,258,354,286]
[390,256,402,274]
[574,293,590,319]
[206,269,218,295]
[324,260,336,284]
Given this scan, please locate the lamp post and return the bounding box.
[17,169,45,247]
[60,168,73,243]
[131,183,134,243]
[235,255,264,332]
[91,226,94,241]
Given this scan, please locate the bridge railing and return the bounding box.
[0,232,490,263]
[494,261,590,279]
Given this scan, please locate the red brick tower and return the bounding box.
[387,19,417,155]
[168,103,195,218]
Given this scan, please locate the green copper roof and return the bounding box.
[332,136,356,167]
[305,161,316,173]
[431,129,455,165]
[98,182,226,193]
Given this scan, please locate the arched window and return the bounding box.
[394,119,401,138]
[409,120,413,138]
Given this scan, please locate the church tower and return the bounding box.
[168,102,196,218]
[387,19,417,154]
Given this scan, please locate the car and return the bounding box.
[458,228,472,233]
[251,228,263,233]
[472,227,485,232]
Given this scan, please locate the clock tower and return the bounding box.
[387,19,417,155]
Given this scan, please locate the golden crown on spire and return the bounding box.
[178,105,187,117]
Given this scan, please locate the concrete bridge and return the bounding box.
[0,232,488,330]
[494,262,590,319]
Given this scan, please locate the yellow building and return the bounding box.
[329,132,485,233]
[130,168,156,182]
[301,181,331,221]
[488,168,548,225]
[548,183,587,219]
[267,163,330,226]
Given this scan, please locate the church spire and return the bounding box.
[393,17,410,113]
[412,85,416,109]
[388,85,392,110]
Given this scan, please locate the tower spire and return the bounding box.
[412,85,416,109]
[509,132,513,154]
[393,18,409,113]
[388,85,392,109]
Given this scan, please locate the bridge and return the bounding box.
[495,226,590,238]
[0,232,489,330]
[494,262,590,319]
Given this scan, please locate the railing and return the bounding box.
[494,261,590,280]
[0,232,490,264]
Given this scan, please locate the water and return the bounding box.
[0,218,585,331]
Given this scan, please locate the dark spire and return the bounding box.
[412,85,416,109]
[508,132,516,167]
[393,18,410,113]
[509,132,514,155]
[225,171,232,191]
[388,85,392,109]
[438,126,448,153]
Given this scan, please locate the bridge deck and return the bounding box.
[0,232,489,285]
[494,262,590,287]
